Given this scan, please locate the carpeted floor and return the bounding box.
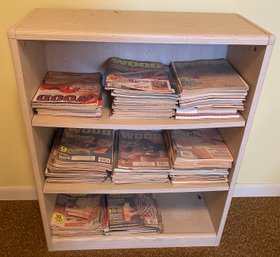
[0,197,279,257]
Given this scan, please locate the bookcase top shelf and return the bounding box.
[8,9,275,45]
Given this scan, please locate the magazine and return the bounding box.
[166,129,233,169]
[171,59,249,119]
[51,194,104,236]
[105,58,180,119]
[105,194,163,234]
[55,128,114,166]
[105,57,173,93]
[46,128,114,183]
[116,130,170,170]
[32,71,103,117]
[171,59,249,92]
[112,130,170,184]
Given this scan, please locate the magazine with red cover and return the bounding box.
[116,130,170,170]
[105,57,173,93]
[32,71,102,109]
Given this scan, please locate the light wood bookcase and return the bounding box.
[8,9,275,251]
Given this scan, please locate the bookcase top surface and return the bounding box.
[8,9,274,45]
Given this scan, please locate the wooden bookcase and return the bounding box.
[8,9,275,251]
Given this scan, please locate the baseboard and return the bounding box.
[0,186,37,200]
[233,184,280,197]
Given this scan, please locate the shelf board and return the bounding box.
[44,179,229,194]
[8,9,272,45]
[32,107,246,130]
[52,232,217,250]
[51,193,217,250]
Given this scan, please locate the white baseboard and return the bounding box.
[0,184,279,200]
[233,184,280,197]
[0,186,37,200]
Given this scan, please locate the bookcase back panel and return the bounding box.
[158,193,215,234]
[45,42,227,72]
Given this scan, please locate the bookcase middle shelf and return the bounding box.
[43,178,229,194]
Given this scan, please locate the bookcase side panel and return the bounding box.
[203,191,228,237]
[220,44,271,188]
[16,41,55,183]
[227,45,267,121]
[9,39,54,250]
[223,44,273,186]
[17,41,47,117]
[213,44,274,243]
[203,43,274,244]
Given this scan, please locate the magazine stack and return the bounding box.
[31,71,103,118]
[105,57,180,119]
[51,194,105,236]
[171,59,249,119]
[165,129,233,184]
[45,128,114,184]
[112,130,170,184]
[104,194,163,234]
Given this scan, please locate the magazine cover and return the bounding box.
[32,71,103,108]
[106,194,163,232]
[171,59,249,92]
[105,57,173,93]
[55,128,114,165]
[51,194,103,231]
[168,129,233,163]
[116,130,170,170]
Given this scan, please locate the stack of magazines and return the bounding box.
[51,194,105,236]
[45,128,114,183]
[105,57,180,119]
[31,71,103,118]
[112,130,170,184]
[165,129,233,184]
[104,194,163,234]
[171,59,249,119]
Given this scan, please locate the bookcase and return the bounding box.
[8,9,275,251]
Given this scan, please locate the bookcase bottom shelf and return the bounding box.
[52,233,218,250]
[48,193,218,251]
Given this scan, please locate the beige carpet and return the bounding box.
[0,197,279,257]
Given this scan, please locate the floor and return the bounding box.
[0,197,279,257]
